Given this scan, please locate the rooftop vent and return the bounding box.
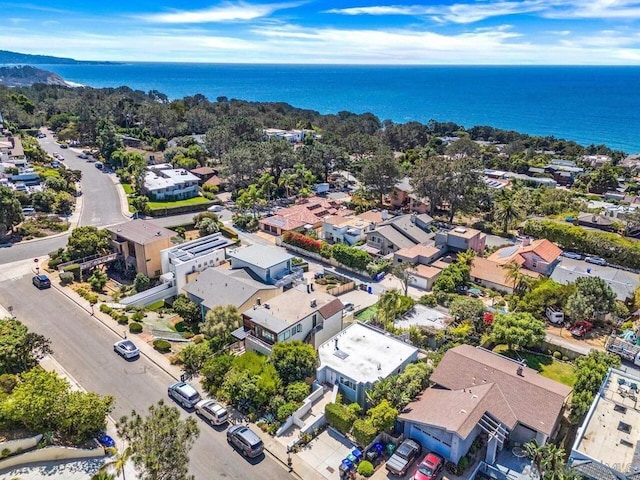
[310,299,317,308]
[264,304,270,309]
[156,231,162,236]
[517,365,524,377]
[454,227,467,233]
[333,350,349,360]
[618,421,632,434]
[614,404,627,414]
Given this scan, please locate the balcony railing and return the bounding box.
[273,266,304,287]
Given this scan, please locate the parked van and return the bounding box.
[546,307,564,325]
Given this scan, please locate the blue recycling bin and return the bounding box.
[367,286,372,294]
[352,448,363,462]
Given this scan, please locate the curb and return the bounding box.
[49,281,180,383]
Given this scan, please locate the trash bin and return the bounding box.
[386,443,396,456]
[352,448,363,462]
[367,286,373,294]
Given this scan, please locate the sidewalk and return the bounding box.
[42,277,324,479]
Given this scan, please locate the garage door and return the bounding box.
[409,425,451,460]
[409,276,428,290]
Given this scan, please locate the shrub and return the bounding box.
[352,418,377,447]
[59,271,74,284]
[99,304,113,314]
[357,460,375,477]
[325,402,356,434]
[63,263,81,281]
[458,456,470,473]
[192,334,205,344]
[153,339,172,353]
[131,311,145,322]
[282,231,324,253]
[277,402,301,422]
[117,315,129,325]
[553,351,562,359]
[129,322,143,334]
[419,294,437,307]
[285,382,311,403]
[0,373,18,394]
[332,243,372,271]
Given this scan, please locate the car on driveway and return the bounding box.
[195,399,229,426]
[413,452,444,480]
[113,339,140,359]
[585,256,607,266]
[78,153,89,159]
[32,274,51,289]
[227,425,264,458]
[386,438,421,476]
[168,381,201,409]
[562,251,582,260]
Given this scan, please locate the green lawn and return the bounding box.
[493,345,576,387]
[356,305,378,322]
[122,183,134,195]
[148,196,210,210]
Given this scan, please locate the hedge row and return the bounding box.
[99,304,128,324]
[325,402,356,434]
[352,418,377,447]
[523,219,640,269]
[281,232,374,272]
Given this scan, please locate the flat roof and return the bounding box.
[395,304,450,330]
[573,368,640,474]
[318,322,418,384]
[164,233,235,263]
[228,245,293,270]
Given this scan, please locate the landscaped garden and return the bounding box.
[493,344,576,387]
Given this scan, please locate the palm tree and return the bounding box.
[377,289,404,328]
[503,261,524,293]
[92,472,116,480]
[278,172,295,198]
[99,446,132,480]
[494,190,524,235]
[456,249,476,267]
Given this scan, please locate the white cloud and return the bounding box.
[139,1,302,24]
[326,1,548,24]
[543,0,640,19]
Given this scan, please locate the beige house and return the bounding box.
[470,257,540,294]
[107,220,175,277]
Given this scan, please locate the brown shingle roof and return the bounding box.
[400,383,517,438]
[319,298,344,320]
[414,265,442,279]
[191,166,216,175]
[425,345,571,436]
[471,258,539,289]
[106,220,175,245]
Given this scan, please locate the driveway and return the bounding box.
[297,429,355,480]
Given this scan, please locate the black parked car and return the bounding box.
[32,274,51,289]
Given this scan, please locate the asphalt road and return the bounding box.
[39,136,127,227]
[0,275,287,480]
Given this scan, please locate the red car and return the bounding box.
[569,320,593,338]
[413,452,444,480]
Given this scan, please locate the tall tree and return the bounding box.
[0,317,52,374]
[360,146,400,206]
[565,276,617,322]
[489,312,546,351]
[201,305,242,349]
[494,189,524,234]
[172,295,202,324]
[270,341,318,385]
[99,446,132,480]
[117,400,199,480]
[0,186,24,234]
[392,262,417,296]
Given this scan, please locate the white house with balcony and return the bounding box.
[322,211,384,245]
[143,164,200,201]
[160,233,237,292]
[241,285,344,354]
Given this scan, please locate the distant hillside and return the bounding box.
[0,50,117,65]
[0,66,70,87]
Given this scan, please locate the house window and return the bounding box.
[262,330,275,343]
[296,324,302,333]
[283,330,291,340]
[312,314,317,328]
[340,377,356,390]
[291,326,297,336]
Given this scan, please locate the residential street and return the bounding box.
[0,266,288,480]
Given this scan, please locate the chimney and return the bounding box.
[307,284,311,294]
[335,338,339,350]
[311,283,314,292]
[310,299,317,308]
[257,298,261,306]
[410,213,417,224]
[517,365,524,377]
[377,363,381,371]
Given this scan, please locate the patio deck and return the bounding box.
[472,449,535,480]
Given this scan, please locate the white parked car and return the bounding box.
[207,204,223,212]
[585,256,607,266]
[113,339,140,359]
[195,399,229,425]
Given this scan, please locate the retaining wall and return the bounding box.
[0,443,104,471]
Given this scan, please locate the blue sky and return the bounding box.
[2,0,640,64]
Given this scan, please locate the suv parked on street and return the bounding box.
[195,400,228,426]
[227,425,264,458]
[168,381,201,409]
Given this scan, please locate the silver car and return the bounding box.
[113,339,140,359]
[168,381,201,409]
[195,400,229,426]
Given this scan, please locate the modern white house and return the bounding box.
[322,211,383,245]
[241,285,344,354]
[316,322,419,408]
[160,233,236,292]
[143,164,200,201]
[569,368,640,480]
[227,245,302,287]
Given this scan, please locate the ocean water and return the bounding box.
[39,64,640,153]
